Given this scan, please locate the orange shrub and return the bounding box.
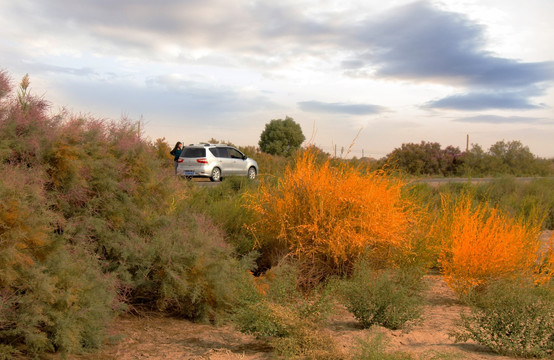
[245,149,421,283]
[436,194,549,294]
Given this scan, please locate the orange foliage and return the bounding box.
[246,149,420,281]
[0,197,50,280]
[436,194,549,294]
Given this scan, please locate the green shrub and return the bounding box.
[410,178,554,231]
[232,262,340,358]
[186,176,258,256]
[453,278,554,358]
[0,165,115,358]
[0,72,258,357]
[340,263,425,330]
[131,212,256,322]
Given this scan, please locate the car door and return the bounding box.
[215,147,235,176]
[228,147,246,175]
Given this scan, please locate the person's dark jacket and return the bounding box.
[170,147,182,161]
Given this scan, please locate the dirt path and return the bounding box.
[371,274,516,359]
[59,274,538,360]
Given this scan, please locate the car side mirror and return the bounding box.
[242,155,247,160]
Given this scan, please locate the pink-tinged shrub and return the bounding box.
[0,164,115,357]
[0,70,10,99]
[1,71,253,357]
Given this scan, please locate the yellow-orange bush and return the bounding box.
[246,149,421,282]
[435,194,550,294]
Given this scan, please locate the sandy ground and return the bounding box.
[58,274,537,360]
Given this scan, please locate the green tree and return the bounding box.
[259,116,305,156]
[487,140,537,175]
[385,141,463,176]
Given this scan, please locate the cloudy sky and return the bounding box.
[1,0,553,158]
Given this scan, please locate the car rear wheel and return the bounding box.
[210,167,222,182]
[247,167,257,180]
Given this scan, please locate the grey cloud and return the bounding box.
[298,100,385,115]
[25,63,98,77]
[425,88,545,110]
[9,0,554,88]
[4,0,554,113]
[454,115,544,124]
[52,74,275,125]
[8,0,334,64]
[347,1,554,90]
[143,75,275,116]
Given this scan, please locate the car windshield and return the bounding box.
[181,148,206,158]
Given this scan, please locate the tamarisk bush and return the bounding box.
[0,71,253,357]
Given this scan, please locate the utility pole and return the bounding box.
[466,134,469,152]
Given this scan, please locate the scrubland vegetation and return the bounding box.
[1,71,553,359]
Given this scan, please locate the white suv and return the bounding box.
[176,144,258,181]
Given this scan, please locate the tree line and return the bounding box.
[257,117,553,177]
[381,140,553,177]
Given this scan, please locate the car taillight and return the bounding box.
[178,159,184,163]
[197,158,208,164]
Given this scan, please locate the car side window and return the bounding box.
[209,147,230,158]
[229,148,243,159]
[217,148,230,158]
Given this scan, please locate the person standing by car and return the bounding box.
[170,142,182,175]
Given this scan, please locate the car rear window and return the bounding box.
[181,148,206,158]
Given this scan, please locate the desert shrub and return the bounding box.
[454,278,554,358]
[435,193,548,294]
[246,149,423,285]
[1,71,257,357]
[232,261,340,358]
[130,212,256,322]
[410,178,554,231]
[0,75,57,166]
[186,176,258,256]
[248,150,292,183]
[475,177,554,230]
[339,261,425,330]
[0,165,115,358]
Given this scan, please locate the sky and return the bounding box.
[1,0,553,158]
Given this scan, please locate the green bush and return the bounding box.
[454,278,554,358]
[232,262,340,358]
[340,263,425,330]
[0,72,257,357]
[186,176,258,256]
[130,212,256,322]
[0,165,115,358]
